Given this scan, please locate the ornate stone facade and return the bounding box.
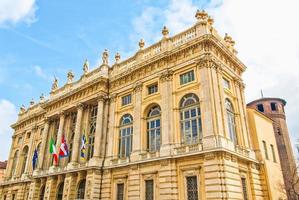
[0,10,287,200]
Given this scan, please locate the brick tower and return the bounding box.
[247,97,298,199]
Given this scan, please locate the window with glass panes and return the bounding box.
[145,180,154,200]
[87,105,97,160]
[180,70,195,85]
[119,114,133,158]
[68,112,77,162]
[121,94,132,106]
[147,106,161,152]
[225,99,237,144]
[117,183,124,200]
[148,84,158,95]
[186,176,198,200]
[241,177,248,200]
[180,94,202,145]
[223,78,230,89]
[77,179,86,199]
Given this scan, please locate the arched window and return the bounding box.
[11,150,19,176]
[179,94,202,145]
[68,112,77,163]
[87,105,97,160]
[21,146,29,175]
[77,179,86,199]
[119,114,133,158]
[147,106,161,152]
[225,99,237,144]
[56,182,64,200]
[39,185,45,200]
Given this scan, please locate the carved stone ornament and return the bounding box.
[20,105,26,113]
[159,69,173,82]
[83,59,89,74]
[67,70,74,84]
[162,26,169,38]
[133,81,143,93]
[40,93,45,102]
[51,77,58,91]
[29,98,35,106]
[195,9,208,21]
[139,39,145,50]
[102,49,109,65]
[198,53,217,69]
[115,52,121,64]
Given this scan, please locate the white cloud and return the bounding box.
[132,0,299,157]
[0,99,17,160]
[33,65,52,81]
[0,0,38,26]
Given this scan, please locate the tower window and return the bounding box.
[270,102,277,111]
[257,104,264,112]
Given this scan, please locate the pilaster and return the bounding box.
[159,69,174,156]
[37,119,50,170]
[131,82,142,161]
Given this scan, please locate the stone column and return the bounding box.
[198,56,217,149]
[69,103,84,167]
[24,125,38,176]
[106,94,117,165]
[37,119,50,170]
[89,95,105,166]
[159,69,174,156]
[54,112,65,166]
[131,82,142,161]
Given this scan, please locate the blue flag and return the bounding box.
[32,149,38,170]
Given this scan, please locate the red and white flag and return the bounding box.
[59,134,69,158]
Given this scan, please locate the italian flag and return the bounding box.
[49,138,58,165]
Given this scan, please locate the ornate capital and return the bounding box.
[76,102,84,110]
[197,53,217,69]
[159,69,173,82]
[97,94,108,102]
[133,81,143,93]
[109,94,118,102]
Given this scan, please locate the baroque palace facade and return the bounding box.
[0,10,287,200]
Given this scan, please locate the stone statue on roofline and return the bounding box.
[102,49,109,65]
[67,70,74,84]
[52,76,58,91]
[83,59,89,74]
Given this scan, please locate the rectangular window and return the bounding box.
[117,183,124,200]
[180,70,195,85]
[18,137,22,144]
[262,140,269,160]
[122,94,132,106]
[186,176,198,200]
[241,177,248,200]
[271,102,277,111]
[145,180,154,200]
[223,78,230,89]
[87,105,97,160]
[148,84,158,95]
[27,132,31,139]
[270,144,277,162]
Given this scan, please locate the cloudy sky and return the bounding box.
[0,0,298,160]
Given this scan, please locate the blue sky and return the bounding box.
[0,0,299,161]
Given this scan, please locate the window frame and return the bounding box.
[262,140,269,160]
[119,114,133,158]
[185,175,199,200]
[225,99,238,145]
[147,106,161,152]
[179,94,202,145]
[121,94,132,106]
[180,70,195,85]
[87,105,97,160]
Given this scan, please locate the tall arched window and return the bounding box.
[180,94,202,145]
[119,114,133,158]
[11,150,19,177]
[147,106,161,152]
[39,185,45,200]
[56,182,64,200]
[68,112,77,163]
[21,146,29,175]
[77,179,86,199]
[225,99,237,144]
[87,105,97,160]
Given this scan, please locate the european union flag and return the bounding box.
[32,149,38,170]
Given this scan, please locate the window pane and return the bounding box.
[156,119,160,127]
[184,111,190,119]
[145,180,154,200]
[117,184,124,200]
[186,176,198,200]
